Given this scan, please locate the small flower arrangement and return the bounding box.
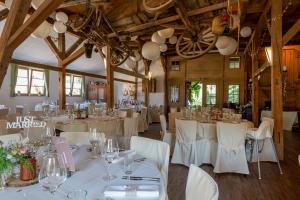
[0,146,16,174]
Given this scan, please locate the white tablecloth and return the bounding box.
[261,110,298,131]
[0,146,165,200]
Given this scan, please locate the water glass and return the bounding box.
[123,155,134,175]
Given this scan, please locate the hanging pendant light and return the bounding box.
[142,41,160,60]
[158,28,174,39]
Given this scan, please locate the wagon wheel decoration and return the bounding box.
[143,0,175,13]
[72,6,95,32]
[110,45,130,67]
[176,27,217,59]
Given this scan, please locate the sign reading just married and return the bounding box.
[6,116,46,129]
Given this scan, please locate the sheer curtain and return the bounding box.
[10,64,18,97]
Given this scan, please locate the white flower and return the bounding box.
[6,154,12,160]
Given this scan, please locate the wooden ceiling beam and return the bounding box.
[175,1,197,34]
[58,0,110,9]
[7,0,65,51]
[44,36,62,60]
[63,47,85,66]
[282,19,300,46]
[113,66,146,79]
[106,2,227,38]
[0,0,31,87]
[65,37,85,58]
[0,8,9,22]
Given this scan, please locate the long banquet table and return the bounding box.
[0,146,166,200]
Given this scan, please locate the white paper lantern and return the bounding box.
[218,38,238,55]
[53,21,67,33]
[169,36,177,44]
[56,12,68,23]
[158,28,174,39]
[142,41,160,60]
[240,26,252,38]
[124,58,135,69]
[216,36,232,49]
[31,21,52,39]
[160,44,168,52]
[151,32,166,44]
[102,46,108,56]
[4,0,12,9]
[130,50,141,62]
[31,0,45,9]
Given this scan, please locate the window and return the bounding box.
[228,84,239,103]
[15,67,45,96]
[190,82,203,106]
[170,60,180,71]
[66,74,83,96]
[229,57,240,69]
[206,84,216,105]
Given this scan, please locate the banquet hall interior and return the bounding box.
[0,0,300,199]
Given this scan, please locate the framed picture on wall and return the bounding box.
[170,60,180,71]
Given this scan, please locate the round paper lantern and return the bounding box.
[169,36,177,44]
[56,12,68,23]
[124,58,135,69]
[160,44,168,52]
[31,0,45,9]
[31,21,52,39]
[53,21,67,33]
[218,38,238,55]
[102,46,108,56]
[158,28,174,39]
[151,32,166,44]
[240,26,252,38]
[4,0,12,9]
[130,50,141,62]
[142,41,160,61]
[215,36,231,49]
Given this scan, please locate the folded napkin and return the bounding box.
[104,184,159,198]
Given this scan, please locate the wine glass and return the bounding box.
[88,128,102,159]
[102,137,119,181]
[38,153,67,194]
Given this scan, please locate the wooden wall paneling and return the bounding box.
[271,0,284,160]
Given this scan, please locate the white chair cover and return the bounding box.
[0,133,22,146]
[123,117,138,137]
[118,111,128,118]
[130,136,170,190]
[170,107,177,113]
[171,119,197,167]
[168,112,183,133]
[141,107,148,130]
[186,164,219,200]
[214,122,249,174]
[159,115,172,147]
[60,132,90,146]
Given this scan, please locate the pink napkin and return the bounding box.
[52,136,75,171]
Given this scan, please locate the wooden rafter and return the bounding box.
[175,1,196,34]
[7,0,65,51]
[63,47,85,66]
[282,19,300,46]
[0,8,9,22]
[113,66,146,80]
[0,0,31,87]
[65,37,85,58]
[44,36,61,60]
[106,2,227,38]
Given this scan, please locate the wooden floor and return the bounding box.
[140,124,300,200]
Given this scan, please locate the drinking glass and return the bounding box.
[123,154,134,175]
[103,138,119,181]
[38,153,67,194]
[88,128,101,159]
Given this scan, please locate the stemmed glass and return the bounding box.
[88,128,102,159]
[103,137,119,181]
[38,153,67,194]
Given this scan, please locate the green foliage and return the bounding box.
[0,147,15,174]
[190,82,202,106]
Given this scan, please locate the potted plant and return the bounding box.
[0,146,16,190]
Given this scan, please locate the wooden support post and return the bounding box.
[271,0,284,160]
[143,59,150,108]
[251,42,259,127]
[134,62,138,100]
[58,33,66,110]
[160,56,168,115]
[106,46,114,108]
[0,0,31,88]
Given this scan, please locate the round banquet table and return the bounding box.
[0,146,166,200]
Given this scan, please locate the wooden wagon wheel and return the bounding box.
[110,45,130,67]
[72,6,95,32]
[143,0,175,13]
[176,27,217,59]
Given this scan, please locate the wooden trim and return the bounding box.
[7,0,65,50]
[44,36,61,60]
[113,66,146,79]
[65,37,85,58]
[0,8,9,22]
[282,19,300,46]
[63,47,85,66]
[106,2,227,38]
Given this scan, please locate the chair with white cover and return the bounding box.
[141,107,148,130]
[246,118,283,179]
[159,115,172,147]
[133,112,145,132]
[60,132,90,146]
[118,110,128,118]
[170,107,177,113]
[168,112,183,133]
[171,119,198,167]
[186,164,219,200]
[130,136,170,189]
[0,133,22,146]
[214,122,249,174]
[123,117,138,137]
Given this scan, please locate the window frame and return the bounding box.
[15,66,46,96]
[228,84,240,103]
[229,57,240,69]
[206,84,217,106]
[65,74,83,97]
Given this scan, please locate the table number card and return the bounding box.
[52,136,76,171]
